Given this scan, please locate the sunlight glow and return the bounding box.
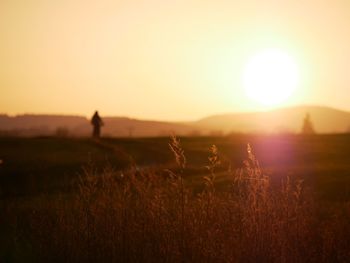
[243,49,299,106]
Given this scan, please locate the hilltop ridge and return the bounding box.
[1,105,349,137]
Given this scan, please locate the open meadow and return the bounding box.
[1,135,350,262]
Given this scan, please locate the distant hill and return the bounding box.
[0,114,197,137]
[0,114,87,136]
[1,106,350,137]
[194,106,350,134]
[88,117,197,137]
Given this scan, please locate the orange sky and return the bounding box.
[1,0,350,121]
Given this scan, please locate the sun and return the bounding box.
[243,48,299,106]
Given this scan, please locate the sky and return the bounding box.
[1,0,350,121]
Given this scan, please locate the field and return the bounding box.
[1,135,350,262]
[1,134,350,200]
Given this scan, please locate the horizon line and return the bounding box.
[1,104,350,123]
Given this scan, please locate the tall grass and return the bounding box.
[2,137,350,262]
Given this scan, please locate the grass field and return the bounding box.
[1,134,350,200]
[1,135,350,262]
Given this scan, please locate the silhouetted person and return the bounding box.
[91,111,103,138]
[301,113,315,134]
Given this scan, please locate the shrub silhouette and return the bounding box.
[301,113,315,134]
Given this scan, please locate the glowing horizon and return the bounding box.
[1,0,350,121]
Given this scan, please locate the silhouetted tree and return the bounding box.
[91,111,103,138]
[127,126,134,137]
[301,113,315,134]
[55,127,69,137]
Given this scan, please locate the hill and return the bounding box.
[1,105,350,136]
[194,105,350,134]
[0,114,197,137]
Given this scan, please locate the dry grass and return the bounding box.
[2,137,350,262]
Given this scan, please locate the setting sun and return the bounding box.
[243,49,299,106]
